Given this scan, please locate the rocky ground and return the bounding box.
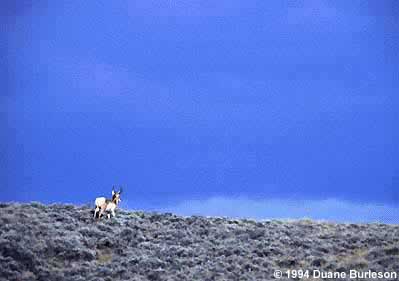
[0,202,398,281]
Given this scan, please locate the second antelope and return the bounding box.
[94,187,123,219]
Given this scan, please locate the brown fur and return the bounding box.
[94,188,122,219]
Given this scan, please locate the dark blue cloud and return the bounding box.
[2,1,398,222]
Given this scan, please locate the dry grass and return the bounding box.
[96,249,113,265]
[0,202,398,281]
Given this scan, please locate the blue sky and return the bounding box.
[2,1,398,223]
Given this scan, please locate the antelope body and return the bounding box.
[94,187,122,219]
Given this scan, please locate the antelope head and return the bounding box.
[111,186,123,205]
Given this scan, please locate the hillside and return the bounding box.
[0,202,398,281]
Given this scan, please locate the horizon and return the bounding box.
[2,1,398,224]
[2,198,399,225]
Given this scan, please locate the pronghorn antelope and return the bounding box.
[94,187,123,219]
